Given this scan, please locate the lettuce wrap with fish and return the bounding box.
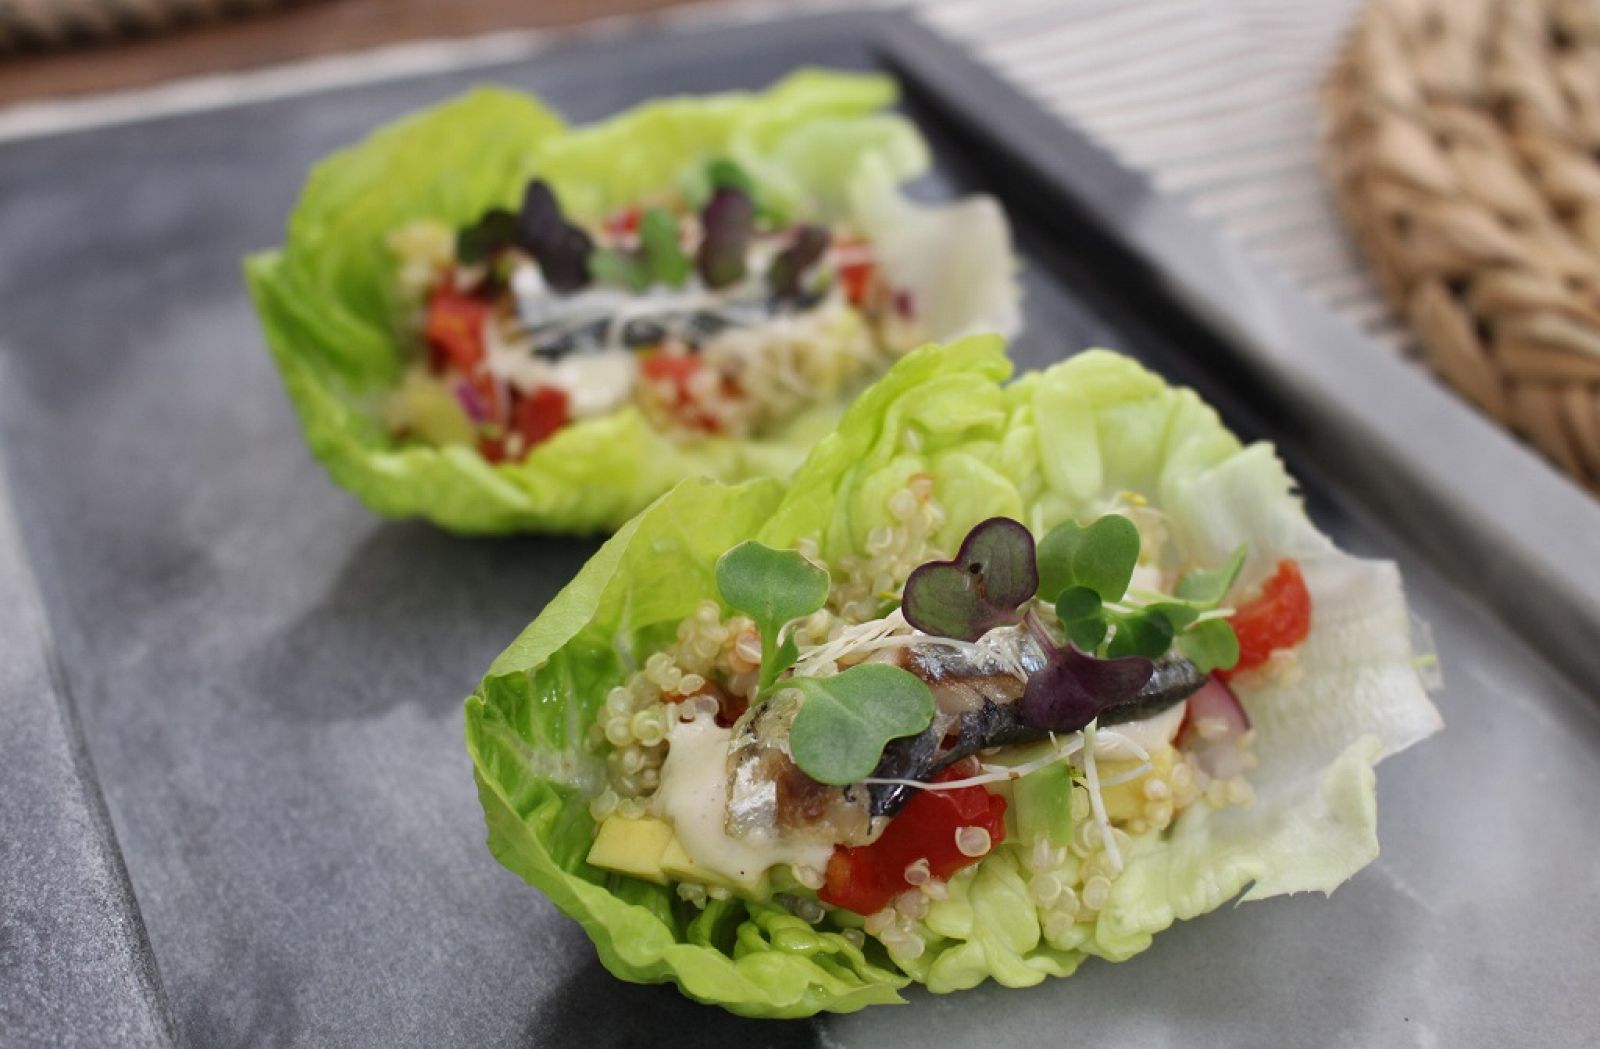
[464,336,1442,1015]
[245,71,1017,534]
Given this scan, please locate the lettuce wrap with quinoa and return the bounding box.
[464,336,1442,1016]
[245,70,1018,534]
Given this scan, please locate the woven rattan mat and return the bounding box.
[0,0,298,53]
[1327,0,1600,493]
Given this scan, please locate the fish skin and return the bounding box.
[867,651,1208,818]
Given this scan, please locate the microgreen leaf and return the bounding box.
[766,224,831,299]
[1106,610,1175,660]
[1055,586,1110,651]
[714,540,829,690]
[1175,545,1247,606]
[1177,618,1241,674]
[1144,601,1199,630]
[517,180,593,292]
[638,207,692,287]
[588,248,649,292]
[1036,514,1141,603]
[902,517,1039,642]
[697,187,754,289]
[1067,617,1108,651]
[1018,646,1155,733]
[1054,585,1102,623]
[705,157,756,198]
[789,664,936,786]
[456,207,518,264]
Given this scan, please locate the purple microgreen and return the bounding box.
[766,224,831,299]
[1018,646,1155,733]
[516,179,593,292]
[789,664,936,786]
[902,517,1040,642]
[697,187,754,289]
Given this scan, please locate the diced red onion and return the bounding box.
[454,379,489,424]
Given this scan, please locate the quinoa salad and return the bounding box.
[584,486,1285,954]
[385,161,933,462]
[246,71,1018,534]
[465,339,1443,1015]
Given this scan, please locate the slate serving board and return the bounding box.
[2,11,1597,1048]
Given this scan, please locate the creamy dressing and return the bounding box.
[1101,699,1186,754]
[653,713,831,885]
[484,315,635,418]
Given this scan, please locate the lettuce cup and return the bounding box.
[464,337,1442,1016]
[246,71,1017,534]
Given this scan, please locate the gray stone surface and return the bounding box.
[0,475,175,1047]
[0,11,1596,1049]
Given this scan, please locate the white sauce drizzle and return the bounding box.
[652,713,830,886]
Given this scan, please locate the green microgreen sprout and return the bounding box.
[587,248,649,292]
[587,206,691,292]
[715,539,936,787]
[1036,514,1141,605]
[1040,516,1246,666]
[705,157,756,199]
[788,664,936,786]
[638,206,692,287]
[714,540,829,692]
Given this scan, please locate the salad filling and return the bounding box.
[387,160,951,462]
[465,339,1443,1013]
[584,485,1306,957]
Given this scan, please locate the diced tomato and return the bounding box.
[511,385,569,450]
[1222,559,1312,678]
[639,351,724,434]
[424,288,492,373]
[477,434,507,463]
[639,351,702,389]
[819,764,1007,916]
[604,206,641,239]
[838,256,876,307]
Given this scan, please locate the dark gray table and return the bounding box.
[2,11,1598,1049]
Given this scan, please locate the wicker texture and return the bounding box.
[0,0,291,52]
[1326,0,1600,492]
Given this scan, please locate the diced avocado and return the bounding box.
[586,815,675,885]
[387,370,477,446]
[1014,758,1074,848]
[1099,745,1175,822]
[659,838,770,897]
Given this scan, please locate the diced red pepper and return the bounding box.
[1222,559,1312,678]
[838,255,876,307]
[639,350,702,389]
[639,351,725,434]
[511,385,569,451]
[424,287,492,374]
[477,434,507,463]
[604,206,642,239]
[819,763,1007,916]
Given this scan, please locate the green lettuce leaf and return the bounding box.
[466,475,908,1016]
[466,336,1441,1011]
[246,70,965,535]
